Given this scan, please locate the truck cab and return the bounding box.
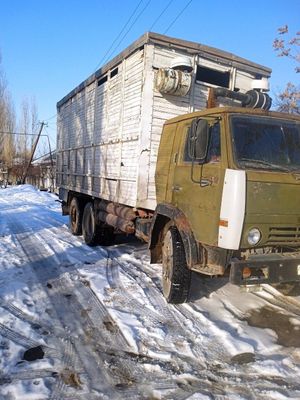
[151,107,300,303]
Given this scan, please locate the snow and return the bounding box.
[0,184,300,399]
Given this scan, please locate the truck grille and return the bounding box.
[266,226,300,246]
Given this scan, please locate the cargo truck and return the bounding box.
[57,32,300,303]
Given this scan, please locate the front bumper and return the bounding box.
[230,252,300,285]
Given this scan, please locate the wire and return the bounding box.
[149,0,174,31]
[163,0,193,34]
[37,0,189,144]
[0,131,48,137]
[44,113,57,122]
[44,126,56,150]
[102,0,152,66]
[94,0,144,72]
[45,1,147,122]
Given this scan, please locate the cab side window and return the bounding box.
[206,122,221,163]
[183,121,221,163]
[183,125,193,162]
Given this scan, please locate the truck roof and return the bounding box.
[163,107,300,125]
[57,32,272,109]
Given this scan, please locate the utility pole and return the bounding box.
[22,121,46,184]
[46,134,55,191]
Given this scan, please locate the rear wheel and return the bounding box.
[82,202,115,246]
[69,197,82,235]
[162,226,191,304]
[82,202,98,246]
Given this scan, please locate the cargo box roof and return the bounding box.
[57,31,271,109]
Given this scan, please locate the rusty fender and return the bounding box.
[149,203,199,268]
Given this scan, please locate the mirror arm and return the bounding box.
[190,157,199,183]
[190,158,212,186]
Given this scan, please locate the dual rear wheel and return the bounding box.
[69,198,114,246]
[70,198,190,302]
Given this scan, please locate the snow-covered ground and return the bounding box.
[0,185,300,399]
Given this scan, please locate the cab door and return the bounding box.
[171,117,226,246]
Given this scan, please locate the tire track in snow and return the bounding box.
[48,272,186,398]
[50,273,133,354]
[105,252,169,325]
[0,296,67,338]
[107,253,300,399]
[0,216,96,399]
[9,219,183,398]
[0,322,42,349]
[0,368,57,385]
[114,255,226,365]
[255,284,300,317]
[40,274,123,398]
[2,190,300,399]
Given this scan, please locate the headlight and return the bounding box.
[247,228,261,246]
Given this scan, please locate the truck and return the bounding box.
[57,32,300,303]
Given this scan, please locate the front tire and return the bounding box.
[162,227,191,304]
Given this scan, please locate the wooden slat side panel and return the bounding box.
[121,49,144,142]
[57,48,144,207]
[120,140,139,180]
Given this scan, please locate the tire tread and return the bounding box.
[164,227,191,304]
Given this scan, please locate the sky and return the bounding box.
[0,0,299,150]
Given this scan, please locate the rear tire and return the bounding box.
[69,197,82,235]
[82,202,98,246]
[162,226,191,304]
[82,202,115,246]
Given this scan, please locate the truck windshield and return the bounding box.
[231,115,300,172]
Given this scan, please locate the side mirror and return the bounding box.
[190,119,209,162]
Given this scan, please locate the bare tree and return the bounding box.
[273,26,300,114]
[16,97,39,179]
[0,52,16,179]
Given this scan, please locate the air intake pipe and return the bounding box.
[214,87,272,110]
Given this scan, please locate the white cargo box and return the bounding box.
[56,32,271,210]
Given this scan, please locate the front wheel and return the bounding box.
[162,227,191,304]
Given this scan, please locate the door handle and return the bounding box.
[172,185,182,192]
[201,176,218,186]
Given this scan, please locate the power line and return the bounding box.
[149,0,174,31]
[164,0,193,35]
[102,0,152,66]
[44,126,56,150]
[42,2,147,124]
[44,113,57,122]
[94,0,144,72]
[38,0,188,134]
[0,131,48,137]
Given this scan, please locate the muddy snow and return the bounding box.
[0,185,300,399]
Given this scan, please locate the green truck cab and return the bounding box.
[150,107,300,303]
